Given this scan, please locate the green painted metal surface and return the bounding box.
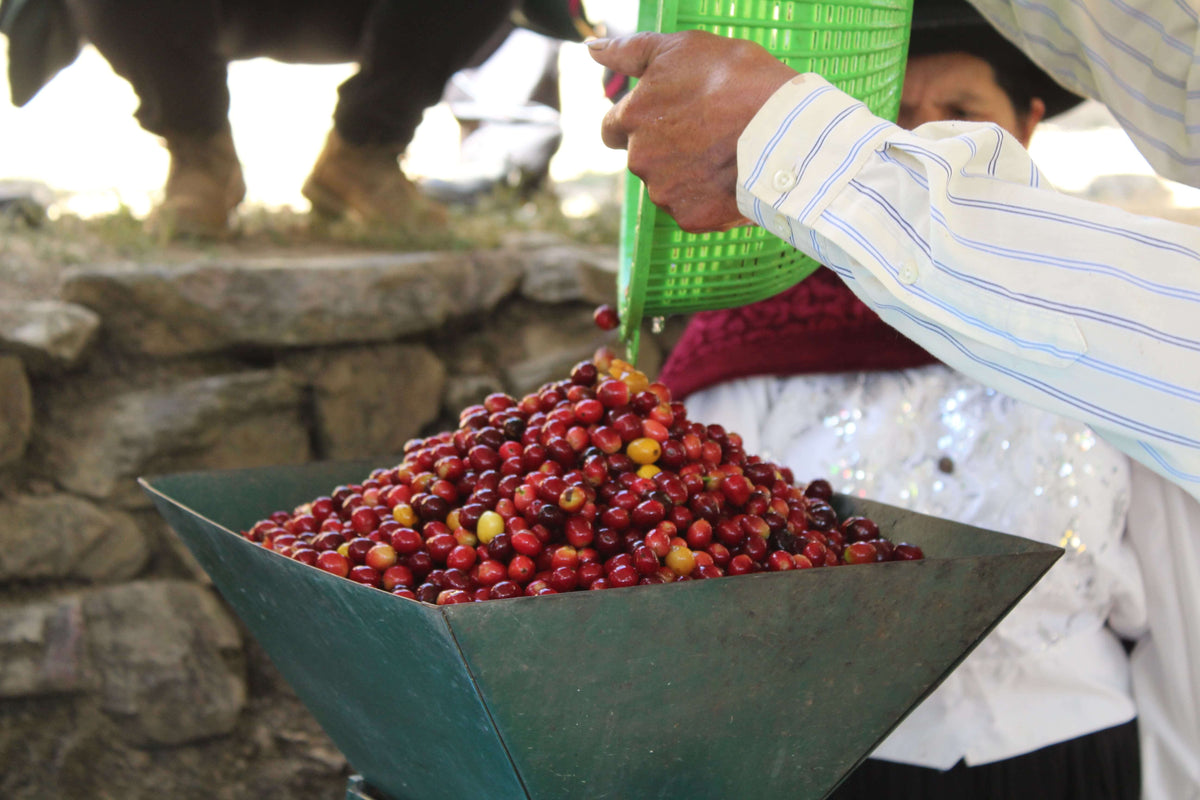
[142,462,1061,800]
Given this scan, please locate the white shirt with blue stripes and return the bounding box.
[735,8,1200,793]
[738,77,1200,505]
[970,0,1200,188]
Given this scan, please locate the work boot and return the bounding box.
[148,124,245,239]
[301,130,448,230]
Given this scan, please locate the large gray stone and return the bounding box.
[519,244,617,305]
[289,344,446,461]
[83,580,246,747]
[38,369,311,506]
[60,251,525,356]
[0,595,91,698]
[0,493,149,583]
[442,373,505,419]
[502,307,617,396]
[0,354,33,466]
[0,300,100,372]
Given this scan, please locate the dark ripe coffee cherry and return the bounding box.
[631,499,666,529]
[743,533,769,562]
[594,527,623,557]
[744,462,777,487]
[442,567,472,590]
[546,438,577,467]
[611,412,643,443]
[893,543,925,561]
[538,386,565,411]
[396,548,428,578]
[631,391,659,415]
[536,504,567,531]
[769,528,798,554]
[489,580,522,600]
[475,427,505,451]
[417,494,450,522]
[416,583,440,604]
[313,531,345,552]
[658,439,687,470]
[690,493,721,523]
[345,537,375,564]
[869,538,895,562]
[487,532,515,562]
[804,478,834,502]
[763,510,787,534]
[462,409,490,430]
[841,516,881,543]
[805,499,838,531]
[716,519,744,548]
[607,453,636,475]
[571,360,599,386]
[502,416,526,441]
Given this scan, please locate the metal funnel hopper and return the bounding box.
[141,462,1060,800]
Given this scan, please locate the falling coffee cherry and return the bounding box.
[593,304,619,331]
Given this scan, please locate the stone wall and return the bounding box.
[0,234,681,800]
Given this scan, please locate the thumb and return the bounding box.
[587,32,669,79]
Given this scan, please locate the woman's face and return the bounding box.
[898,51,1044,147]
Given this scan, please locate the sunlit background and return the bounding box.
[3,35,1200,223]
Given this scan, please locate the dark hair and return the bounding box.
[976,40,1042,121]
[909,0,1084,118]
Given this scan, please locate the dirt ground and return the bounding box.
[0,177,622,304]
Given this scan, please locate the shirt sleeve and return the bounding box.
[736,74,1200,503]
[967,0,1200,186]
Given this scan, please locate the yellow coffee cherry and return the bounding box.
[609,359,650,394]
[627,437,662,465]
[624,372,650,395]
[476,510,505,544]
[637,464,661,479]
[337,542,352,558]
[608,358,635,378]
[665,546,696,576]
[392,503,417,527]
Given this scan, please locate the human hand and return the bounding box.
[589,31,796,233]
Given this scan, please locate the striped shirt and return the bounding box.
[737,75,1200,505]
[970,0,1200,187]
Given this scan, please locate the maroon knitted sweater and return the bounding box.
[657,267,939,400]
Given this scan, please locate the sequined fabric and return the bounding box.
[684,366,1146,765]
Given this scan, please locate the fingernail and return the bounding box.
[587,38,610,50]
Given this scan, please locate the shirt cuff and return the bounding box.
[736,73,896,243]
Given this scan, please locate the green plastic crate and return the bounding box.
[619,0,913,359]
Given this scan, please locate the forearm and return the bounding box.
[968,0,1200,186]
[738,75,1200,499]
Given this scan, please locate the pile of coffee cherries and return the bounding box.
[241,354,923,605]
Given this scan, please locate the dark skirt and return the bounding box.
[828,719,1140,800]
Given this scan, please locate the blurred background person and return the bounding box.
[2,0,529,237]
